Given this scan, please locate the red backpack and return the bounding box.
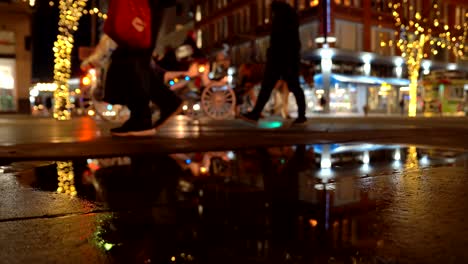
[104,0,152,49]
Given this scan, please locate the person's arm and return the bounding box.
[80,34,117,70]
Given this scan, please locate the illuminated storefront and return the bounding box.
[314,73,410,114]
[0,30,16,112]
[0,1,32,113]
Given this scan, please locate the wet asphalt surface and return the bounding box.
[1,145,468,263]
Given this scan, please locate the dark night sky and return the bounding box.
[32,0,94,82]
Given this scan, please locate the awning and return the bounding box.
[314,73,410,87]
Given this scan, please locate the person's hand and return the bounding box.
[80,58,94,72]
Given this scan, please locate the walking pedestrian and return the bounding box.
[83,0,190,136]
[240,0,307,124]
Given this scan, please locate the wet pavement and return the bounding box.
[1,144,468,263]
[2,115,468,160]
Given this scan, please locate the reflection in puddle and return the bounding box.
[56,161,77,196]
[2,143,468,263]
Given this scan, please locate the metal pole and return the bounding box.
[322,0,327,45]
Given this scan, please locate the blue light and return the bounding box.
[169,80,175,86]
[185,159,192,164]
[106,104,113,111]
[184,76,190,81]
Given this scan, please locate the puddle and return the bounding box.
[1,143,468,263]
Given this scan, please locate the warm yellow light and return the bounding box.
[309,0,319,7]
[200,167,207,174]
[88,109,95,116]
[81,76,91,86]
[75,88,81,94]
[309,219,318,227]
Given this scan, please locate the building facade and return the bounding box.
[193,0,468,114]
[0,0,32,113]
[154,0,196,57]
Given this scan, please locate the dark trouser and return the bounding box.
[106,48,180,124]
[251,61,306,118]
[148,63,181,116]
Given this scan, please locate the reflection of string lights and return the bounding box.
[56,161,77,196]
[405,146,419,169]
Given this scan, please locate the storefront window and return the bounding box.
[329,84,357,113]
[0,59,15,112]
[368,83,397,113]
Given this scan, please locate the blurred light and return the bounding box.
[394,57,404,66]
[193,103,200,111]
[169,80,175,86]
[227,151,235,160]
[392,160,402,169]
[360,163,371,172]
[320,48,333,58]
[200,167,207,174]
[309,219,318,227]
[74,88,81,94]
[447,63,457,71]
[362,151,370,164]
[87,109,95,116]
[395,66,403,78]
[81,76,91,86]
[315,36,337,43]
[198,204,204,215]
[394,149,401,161]
[362,54,373,64]
[400,86,410,91]
[258,121,283,129]
[420,155,430,166]
[321,157,331,169]
[199,66,205,73]
[422,60,431,75]
[106,104,113,111]
[104,243,114,251]
[227,67,235,75]
[29,88,39,97]
[185,159,192,164]
[182,105,188,111]
[171,256,176,262]
[184,76,190,81]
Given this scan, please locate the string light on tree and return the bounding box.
[387,0,467,117]
[52,0,89,120]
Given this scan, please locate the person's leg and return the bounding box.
[148,62,183,128]
[248,64,280,119]
[272,80,284,115]
[284,72,307,123]
[281,82,291,119]
[111,57,154,136]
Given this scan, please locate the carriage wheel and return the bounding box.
[201,85,236,120]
